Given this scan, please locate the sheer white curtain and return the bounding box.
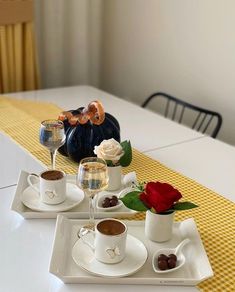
[34,0,103,89]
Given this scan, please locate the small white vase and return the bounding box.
[107,165,122,191]
[145,210,174,242]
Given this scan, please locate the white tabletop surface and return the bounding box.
[146,136,235,203]
[0,132,45,188]
[1,86,231,292]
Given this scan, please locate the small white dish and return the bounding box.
[96,194,123,212]
[72,233,148,278]
[152,238,190,274]
[21,182,84,212]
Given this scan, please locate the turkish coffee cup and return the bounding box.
[80,218,127,264]
[27,170,66,205]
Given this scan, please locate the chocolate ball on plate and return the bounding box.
[158,254,168,261]
[168,258,177,269]
[102,198,111,208]
[168,254,177,261]
[110,198,118,207]
[157,259,168,270]
[111,195,118,202]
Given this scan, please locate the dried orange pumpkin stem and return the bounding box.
[58,100,105,126]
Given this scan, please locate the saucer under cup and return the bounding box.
[72,234,148,278]
[21,182,84,212]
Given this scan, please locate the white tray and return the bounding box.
[49,215,213,285]
[11,170,137,219]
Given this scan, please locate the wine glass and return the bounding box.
[39,119,66,169]
[77,157,109,229]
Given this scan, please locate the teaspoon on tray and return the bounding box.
[152,238,190,274]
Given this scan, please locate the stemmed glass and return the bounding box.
[39,119,66,169]
[77,157,109,229]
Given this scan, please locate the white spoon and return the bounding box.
[152,238,190,274]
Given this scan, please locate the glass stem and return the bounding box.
[88,194,96,228]
[50,149,57,170]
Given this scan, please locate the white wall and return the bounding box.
[100,0,235,145]
[34,0,103,88]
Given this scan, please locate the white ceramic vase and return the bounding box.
[107,165,122,191]
[145,210,175,242]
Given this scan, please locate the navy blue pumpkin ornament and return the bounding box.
[58,100,120,163]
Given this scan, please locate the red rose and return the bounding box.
[140,182,182,213]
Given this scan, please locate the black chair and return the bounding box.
[142,92,222,138]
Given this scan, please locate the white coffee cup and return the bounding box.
[80,218,127,264]
[27,170,66,205]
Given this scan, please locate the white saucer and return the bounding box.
[21,183,85,212]
[72,234,148,278]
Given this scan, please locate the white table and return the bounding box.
[0,132,45,188]
[146,136,235,203]
[2,86,229,292]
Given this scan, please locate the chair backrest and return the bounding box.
[142,92,223,138]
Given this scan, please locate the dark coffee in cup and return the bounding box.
[41,170,64,181]
[97,219,126,236]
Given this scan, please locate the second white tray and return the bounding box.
[49,215,213,285]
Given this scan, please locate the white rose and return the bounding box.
[94,138,124,164]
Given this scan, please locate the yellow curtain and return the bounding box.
[0,21,40,93]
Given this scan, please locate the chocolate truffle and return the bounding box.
[158,254,168,261]
[168,254,177,261]
[158,259,168,270]
[168,258,177,269]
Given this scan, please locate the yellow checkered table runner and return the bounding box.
[0,96,234,291]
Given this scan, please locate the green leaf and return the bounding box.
[105,160,115,167]
[119,140,132,167]
[173,202,198,211]
[120,191,148,211]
